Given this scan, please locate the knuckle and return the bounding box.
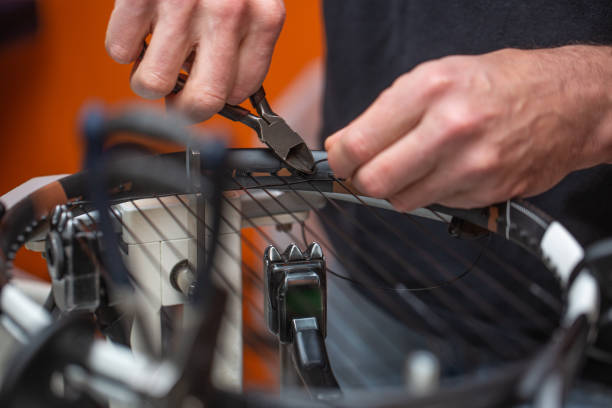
[172,0,196,8]
[424,66,452,87]
[412,61,454,95]
[188,89,226,115]
[437,55,473,74]
[106,41,135,64]
[132,70,175,98]
[438,103,481,137]
[211,0,247,21]
[376,85,400,109]
[164,0,198,20]
[248,0,286,34]
[260,3,286,33]
[466,149,499,178]
[425,71,453,95]
[354,166,388,198]
[341,129,371,164]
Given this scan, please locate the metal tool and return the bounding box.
[137,41,314,174]
[173,75,315,174]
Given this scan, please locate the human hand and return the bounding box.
[106,0,285,121]
[325,46,612,211]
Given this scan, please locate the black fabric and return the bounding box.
[321,0,612,254]
[319,0,612,366]
[0,0,37,45]
[322,0,612,148]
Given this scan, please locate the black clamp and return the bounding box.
[264,242,340,397]
[264,242,326,343]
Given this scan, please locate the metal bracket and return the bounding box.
[45,205,101,313]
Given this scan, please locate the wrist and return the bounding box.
[546,45,612,169]
[493,45,612,171]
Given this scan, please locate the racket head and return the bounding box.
[0,112,601,407]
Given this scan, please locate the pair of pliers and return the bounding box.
[173,75,315,174]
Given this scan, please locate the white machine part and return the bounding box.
[6,175,320,395]
[114,193,243,391]
[113,189,316,392]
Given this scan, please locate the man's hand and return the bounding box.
[326,46,612,211]
[106,0,285,121]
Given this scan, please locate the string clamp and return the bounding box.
[263,242,327,343]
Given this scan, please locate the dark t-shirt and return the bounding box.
[320,0,612,340]
[322,0,612,246]
[319,2,612,390]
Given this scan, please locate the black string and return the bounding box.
[246,173,517,357]
[299,222,481,293]
[331,177,559,325]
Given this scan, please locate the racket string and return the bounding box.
[70,166,564,373]
[239,174,527,358]
[333,177,561,318]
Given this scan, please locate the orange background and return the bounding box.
[0,0,323,190]
[0,0,323,266]
[0,0,323,390]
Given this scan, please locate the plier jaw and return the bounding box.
[255,112,315,175]
[173,74,315,174]
[219,88,315,174]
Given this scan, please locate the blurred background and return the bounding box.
[0,0,324,390]
[0,1,323,191]
[0,0,323,268]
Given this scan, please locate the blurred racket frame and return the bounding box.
[0,107,607,408]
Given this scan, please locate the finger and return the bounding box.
[171,5,246,122]
[105,0,154,64]
[436,191,484,209]
[387,168,462,212]
[323,131,341,151]
[436,175,530,209]
[350,118,440,199]
[130,7,192,99]
[227,0,285,104]
[326,67,446,179]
